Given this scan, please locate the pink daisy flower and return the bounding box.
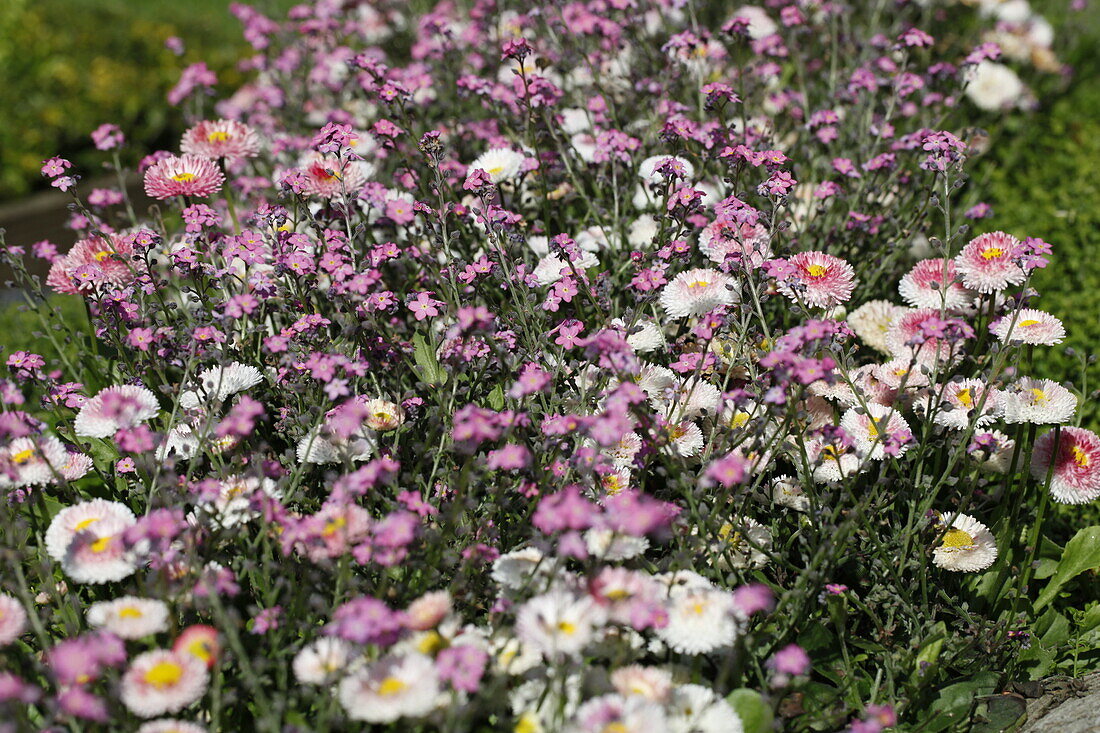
[885,308,965,365]
[992,309,1066,346]
[953,231,1026,293]
[698,219,771,268]
[74,385,160,438]
[658,268,737,319]
[1,435,71,487]
[781,251,856,308]
[898,258,975,310]
[296,152,370,199]
[121,649,209,718]
[180,119,261,160]
[144,154,225,200]
[0,594,27,647]
[45,232,137,295]
[1031,427,1100,504]
[840,404,912,460]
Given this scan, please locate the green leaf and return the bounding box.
[726,689,773,733]
[412,333,447,387]
[1035,526,1100,611]
[912,622,947,686]
[971,694,1026,733]
[488,384,505,411]
[925,673,1000,732]
[1077,603,1100,634]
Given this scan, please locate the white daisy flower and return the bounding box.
[613,317,666,353]
[992,309,1066,346]
[715,517,771,570]
[668,684,744,733]
[74,384,160,438]
[87,597,169,639]
[293,637,354,685]
[61,515,138,585]
[772,475,810,512]
[179,362,264,409]
[932,513,998,572]
[46,499,136,562]
[533,251,599,286]
[136,720,207,733]
[840,404,912,460]
[846,300,906,354]
[659,268,736,319]
[469,147,525,184]
[584,528,650,561]
[514,589,606,659]
[0,435,77,487]
[610,665,674,702]
[665,421,705,458]
[338,652,440,723]
[915,379,1002,430]
[121,650,209,718]
[970,429,1017,473]
[657,588,740,654]
[492,547,551,590]
[572,693,667,732]
[965,61,1024,111]
[1001,377,1077,424]
[806,438,863,483]
[627,215,659,249]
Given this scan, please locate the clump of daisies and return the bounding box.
[0,0,1089,730]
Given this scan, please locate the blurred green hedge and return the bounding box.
[0,0,291,200]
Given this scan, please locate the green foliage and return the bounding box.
[1035,526,1100,611]
[0,0,293,200]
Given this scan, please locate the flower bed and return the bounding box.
[1,1,1098,731]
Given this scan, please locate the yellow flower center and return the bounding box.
[93,250,111,262]
[74,517,101,531]
[602,475,625,495]
[487,165,504,175]
[956,388,974,408]
[557,621,577,635]
[940,528,975,549]
[805,264,828,277]
[171,172,196,183]
[144,661,183,689]
[1018,319,1040,327]
[686,279,710,289]
[730,411,751,429]
[208,131,231,143]
[118,606,144,619]
[980,247,1004,260]
[417,631,445,655]
[690,601,708,615]
[605,589,631,602]
[186,638,215,664]
[322,515,347,537]
[515,712,542,733]
[1071,445,1090,468]
[90,536,112,553]
[378,677,407,697]
[603,724,629,733]
[1029,388,1047,404]
[866,422,880,438]
[11,448,35,464]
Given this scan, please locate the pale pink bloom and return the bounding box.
[45,233,137,295]
[297,152,369,198]
[62,515,138,584]
[992,309,1065,346]
[659,268,736,319]
[87,597,170,639]
[404,591,452,631]
[121,649,209,718]
[898,258,975,310]
[885,308,965,365]
[181,119,261,159]
[45,499,136,561]
[144,154,224,199]
[782,251,856,308]
[915,379,1002,430]
[0,594,27,647]
[698,219,771,268]
[74,384,160,438]
[609,665,673,702]
[1031,427,1100,504]
[0,435,74,487]
[840,404,912,459]
[953,231,1026,293]
[137,721,207,733]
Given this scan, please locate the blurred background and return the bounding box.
[0,0,1096,424]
